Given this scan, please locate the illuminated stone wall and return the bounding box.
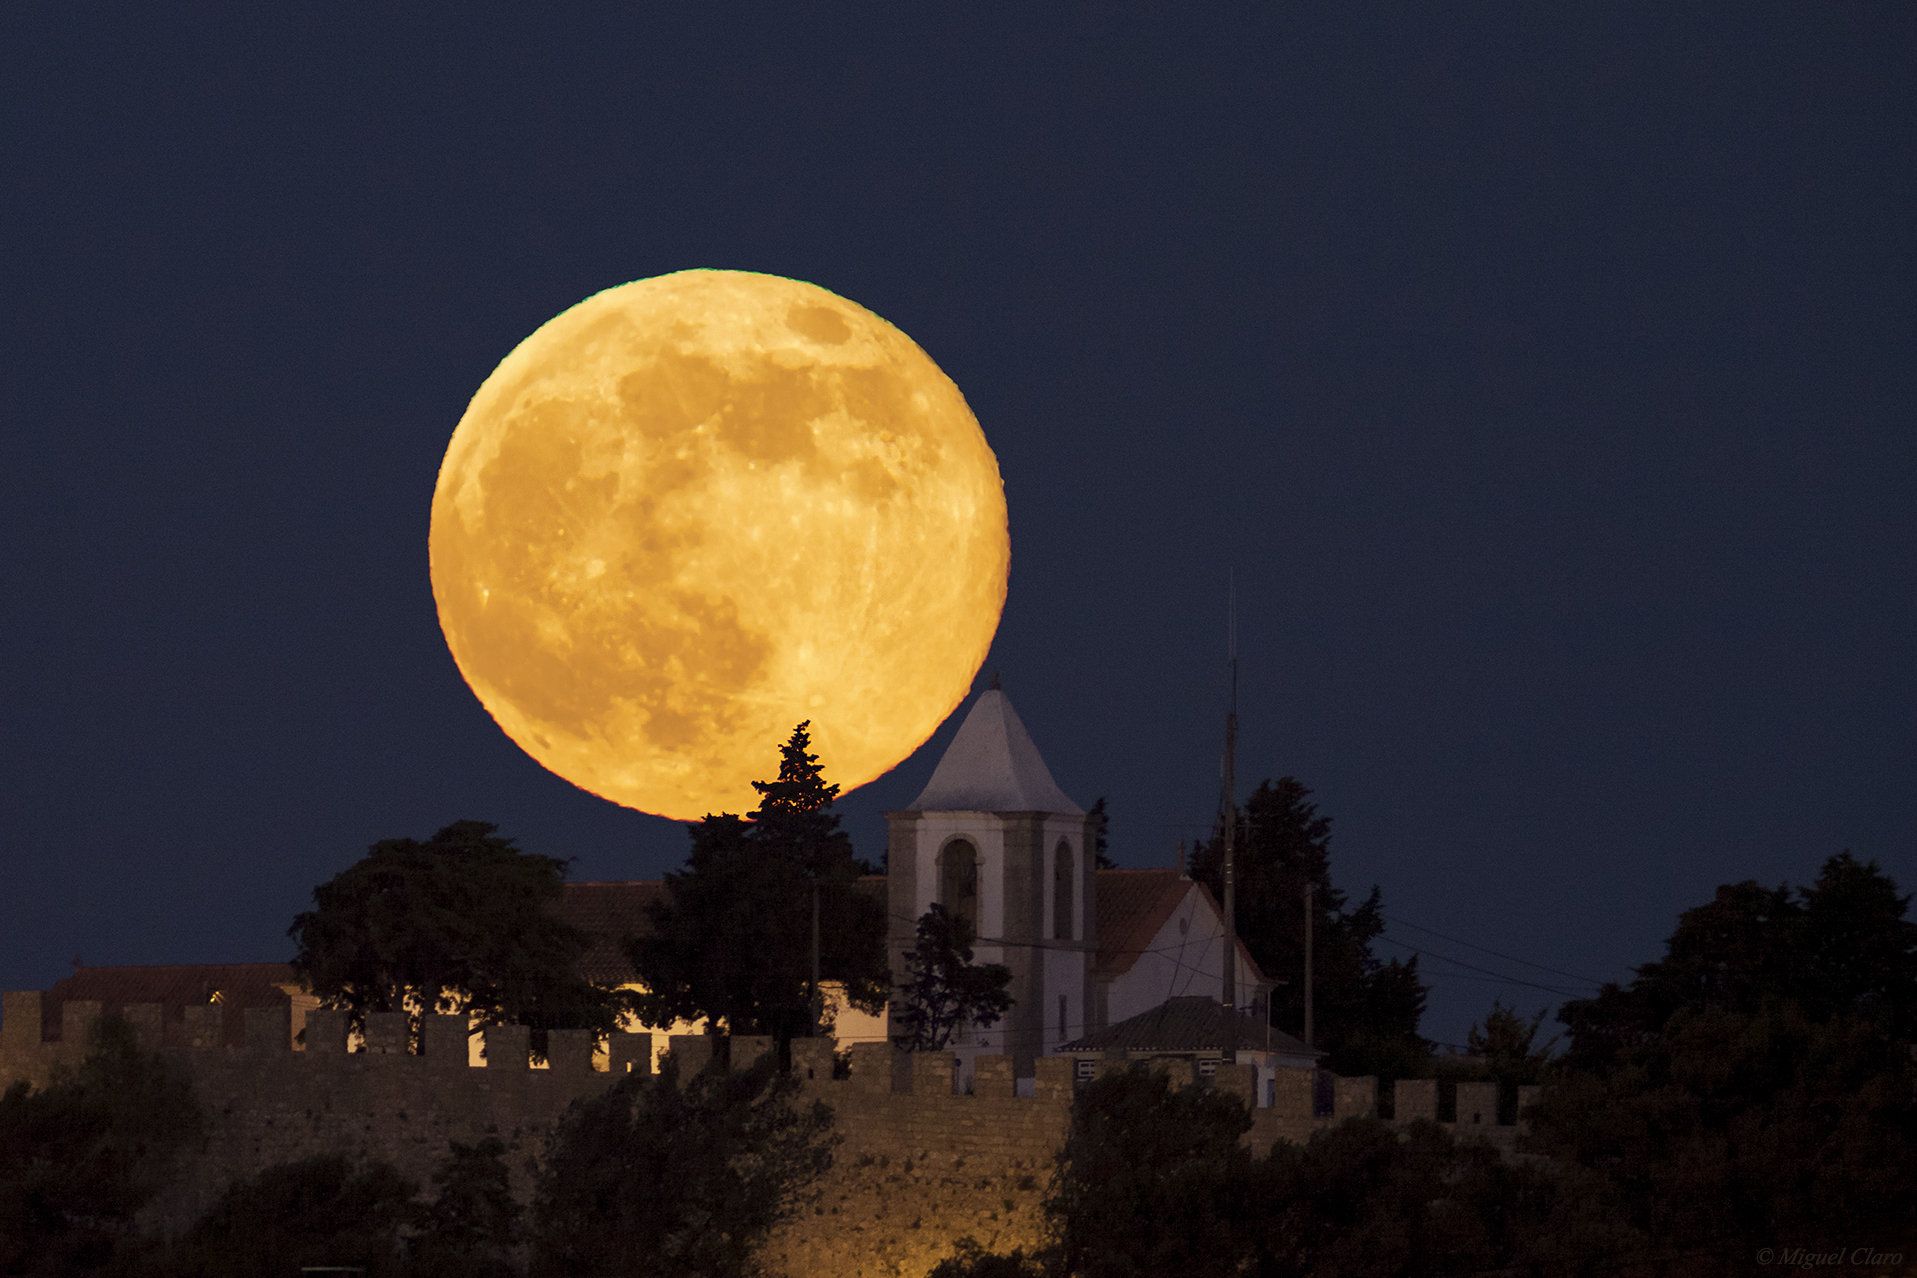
[2,990,1527,1274]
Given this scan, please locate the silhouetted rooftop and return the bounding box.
[39,962,298,1047]
[1058,994,1320,1060]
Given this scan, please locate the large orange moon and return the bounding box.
[429,270,1009,820]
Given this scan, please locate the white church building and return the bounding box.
[558,684,1308,1088]
[881,686,1282,1080]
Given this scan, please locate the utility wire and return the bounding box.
[1382,913,1614,986]
[1376,934,1596,999]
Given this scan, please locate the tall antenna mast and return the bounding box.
[1221,574,1239,1021]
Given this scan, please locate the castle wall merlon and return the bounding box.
[1,991,42,1049]
[486,1024,531,1070]
[183,1004,221,1049]
[243,1005,289,1053]
[609,1030,652,1075]
[363,1010,407,1054]
[420,1012,464,1061]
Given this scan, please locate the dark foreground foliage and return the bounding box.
[936,851,1917,1278]
[1529,851,1917,1269]
[1047,1069,1258,1277]
[165,1153,421,1278]
[931,1068,1640,1278]
[410,1136,524,1278]
[0,1012,201,1277]
[529,1050,836,1278]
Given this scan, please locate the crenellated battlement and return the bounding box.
[3,986,1529,1264]
[2,991,1528,1146]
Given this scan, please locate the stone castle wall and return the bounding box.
[2,991,1534,1276]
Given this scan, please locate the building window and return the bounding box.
[940,839,978,928]
[1075,1057,1096,1082]
[1198,1057,1219,1078]
[1058,994,1068,1044]
[1052,838,1074,940]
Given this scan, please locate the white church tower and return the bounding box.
[886,683,1098,1076]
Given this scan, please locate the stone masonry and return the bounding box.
[2,990,1536,1275]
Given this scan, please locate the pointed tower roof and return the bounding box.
[907,688,1083,815]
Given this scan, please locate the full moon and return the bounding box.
[428,271,1009,820]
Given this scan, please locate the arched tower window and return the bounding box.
[1053,839,1074,940]
[940,839,978,929]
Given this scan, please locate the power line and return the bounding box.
[1382,913,1614,986]
[1376,934,1596,999]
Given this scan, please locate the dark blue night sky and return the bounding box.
[3,7,1912,1048]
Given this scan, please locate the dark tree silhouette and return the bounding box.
[944,1076,1641,1278]
[0,1013,202,1275]
[409,1137,523,1278]
[1189,777,1429,1079]
[893,903,1014,1051]
[167,1154,420,1278]
[1088,796,1115,870]
[288,820,622,1058]
[1047,1069,1258,1278]
[531,1052,835,1278]
[627,723,889,1051]
[1533,852,1917,1268]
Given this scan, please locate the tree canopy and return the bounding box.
[1527,851,1917,1266]
[288,820,623,1054]
[530,1052,836,1278]
[0,1013,203,1276]
[1189,777,1429,1078]
[1046,1068,1258,1278]
[625,722,889,1049]
[168,1153,421,1278]
[1558,850,1917,1072]
[937,1068,1632,1278]
[1087,796,1114,870]
[893,903,1014,1051]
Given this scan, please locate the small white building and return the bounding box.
[1091,867,1269,1034]
[1059,995,1323,1108]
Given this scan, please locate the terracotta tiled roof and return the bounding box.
[1091,868,1267,984]
[40,963,299,1048]
[1059,994,1318,1058]
[1093,868,1192,977]
[556,876,889,987]
[553,881,667,986]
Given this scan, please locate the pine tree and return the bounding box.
[1190,777,1428,1079]
[627,723,889,1051]
[1088,796,1115,870]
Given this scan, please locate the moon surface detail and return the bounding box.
[429,270,1009,820]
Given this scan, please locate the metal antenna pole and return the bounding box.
[810,880,822,1038]
[1304,882,1315,1050]
[1221,575,1238,1021]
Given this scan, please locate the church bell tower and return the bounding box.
[885,685,1097,1076]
